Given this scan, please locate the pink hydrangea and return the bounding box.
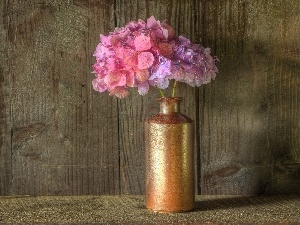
[91,16,218,98]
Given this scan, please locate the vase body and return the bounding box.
[145,97,195,212]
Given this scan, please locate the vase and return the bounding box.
[145,97,195,212]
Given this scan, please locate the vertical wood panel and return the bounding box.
[199,0,254,195]
[199,0,300,194]
[0,1,11,195]
[116,0,198,194]
[256,1,300,194]
[5,0,119,195]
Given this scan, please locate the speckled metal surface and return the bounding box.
[145,97,195,212]
[0,195,299,224]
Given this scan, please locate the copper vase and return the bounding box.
[145,97,195,212]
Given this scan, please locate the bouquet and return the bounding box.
[92,16,218,98]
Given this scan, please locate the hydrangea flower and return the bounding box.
[92,16,218,98]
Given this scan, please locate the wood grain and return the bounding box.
[0,1,11,195]
[4,0,119,195]
[199,0,300,195]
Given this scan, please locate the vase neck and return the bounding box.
[158,97,182,114]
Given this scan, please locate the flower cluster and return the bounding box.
[92,16,218,98]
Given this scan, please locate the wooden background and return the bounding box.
[0,0,299,196]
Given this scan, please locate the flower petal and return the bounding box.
[151,57,171,79]
[146,16,159,29]
[136,69,149,82]
[125,54,138,70]
[137,82,149,95]
[93,44,113,60]
[162,21,175,40]
[109,87,129,98]
[134,35,152,51]
[149,78,169,89]
[100,34,111,46]
[92,78,107,93]
[126,70,135,87]
[158,43,173,58]
[137,52,154,69]
[104,70,127,90]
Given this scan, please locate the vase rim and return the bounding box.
[157,97,183,102]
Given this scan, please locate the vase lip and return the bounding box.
[157,97,183,102]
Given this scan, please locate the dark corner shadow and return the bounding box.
[193,195,300,212]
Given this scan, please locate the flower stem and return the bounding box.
[159,88,165,97]
[172,80,178,97]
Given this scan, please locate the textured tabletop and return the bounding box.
[0,195,299,224]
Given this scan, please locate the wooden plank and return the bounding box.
[255,1,300,194]
[5,0,119,195]
[0,195,299,224]
[115,0,198,194]
[0,1,12,195]
[199,0,300,194]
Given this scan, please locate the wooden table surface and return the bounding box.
[0,195,299,224]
